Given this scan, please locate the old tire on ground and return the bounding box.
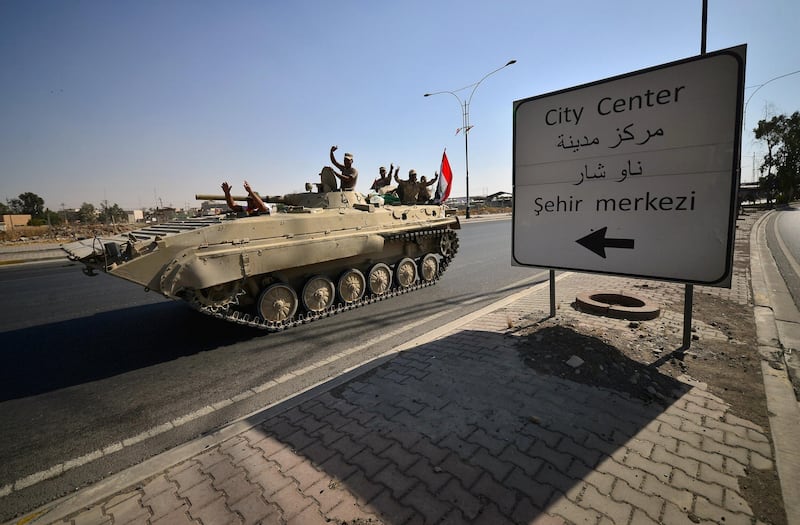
[419,254,439,282]
[302,275,335,312]
[257,283,298,323]
[368,263,392,295]
[395,257,417,288]
[337,269,366,304]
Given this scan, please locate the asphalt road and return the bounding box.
[766,204,800,309]
[0,216,551,519]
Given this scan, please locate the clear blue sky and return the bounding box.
[1,1,798,211]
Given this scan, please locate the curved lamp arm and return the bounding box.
[467,60,516,107]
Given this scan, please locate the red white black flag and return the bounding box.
[434,150,453,203]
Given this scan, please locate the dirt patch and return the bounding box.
[0,224,135,245]
[516,292,769,422]
[514,290,785,525]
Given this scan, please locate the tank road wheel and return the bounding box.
[338,269,366,304]
[302,275,335,312]
[439,230,459,258]
[195,281,241,307]
[395,257,417,288]
[368,263,392,296]
[419,254,439,282]
[257,283,298,323]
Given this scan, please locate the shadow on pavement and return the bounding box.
[0,302,258,401]
[229,328,691,523]
[0,272,539,402]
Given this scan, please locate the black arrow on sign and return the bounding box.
[576,227,635,258]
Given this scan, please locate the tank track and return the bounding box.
[185,227,458,332]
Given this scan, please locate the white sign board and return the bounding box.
[513,47,745,286]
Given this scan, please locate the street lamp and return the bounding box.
[425,59,516,219]
[744,69,800,117]
[742,69,800,182]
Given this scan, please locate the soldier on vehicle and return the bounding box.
[329,145,358,190]
[394,169,419,204]
[221,180,268,215]
[371,164,397,193]
[416,173,439,203]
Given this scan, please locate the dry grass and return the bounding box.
[0,225,53,242]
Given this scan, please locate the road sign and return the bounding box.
[512,46,745,286]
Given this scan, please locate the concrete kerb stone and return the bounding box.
[0,243,66,265]
[749,209,800,525]
[761,208,800,394]
[0,254,62,263]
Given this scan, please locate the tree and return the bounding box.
[27,209,63,227]
[44,208,63,226]
[0,201,8,215]
[78,202,97,224]
[8,192,46,217]
[755,111,800,204]
[98,202,128,224]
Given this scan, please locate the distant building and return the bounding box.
[447,196,467,206]
[446,193,512,208]
[127,210,145,223]
[146,207,177,223]
[486,192,513,207]
[199,201,226,216]
[738,182,765,205]
[0,214,32,232]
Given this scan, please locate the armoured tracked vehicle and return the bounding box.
[62,186,460,331]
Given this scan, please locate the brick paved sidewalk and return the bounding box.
[24,211,779,525]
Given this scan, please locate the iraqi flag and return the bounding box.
[434,150,453,203]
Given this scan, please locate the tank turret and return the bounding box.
[62,186,460,331]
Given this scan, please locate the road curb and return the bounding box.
[0,242,67,266]
[749,209,800,525]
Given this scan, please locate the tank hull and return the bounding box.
[63,190,460,331]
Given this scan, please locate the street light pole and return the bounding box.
[425,59,516,219]
[744,69,800,117]
[742,69,800,182]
